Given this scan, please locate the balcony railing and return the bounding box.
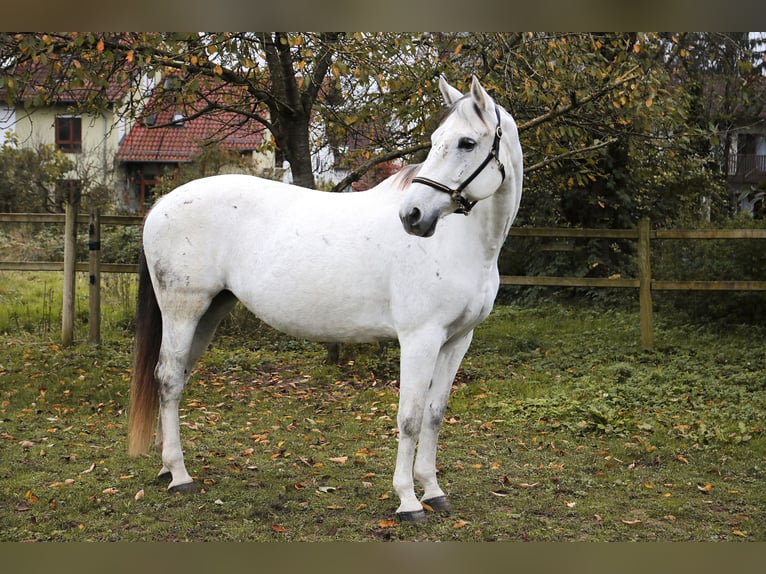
[728,154,766,183]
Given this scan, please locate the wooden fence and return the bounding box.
[2,210,765,350]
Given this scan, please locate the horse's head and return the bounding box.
[400,75,521,237]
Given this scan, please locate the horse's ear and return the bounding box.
[439,75,464,106]
[470,76,493,113]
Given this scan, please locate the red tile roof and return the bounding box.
[116,86,267,163]
[6,55,131,105]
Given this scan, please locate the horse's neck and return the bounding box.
[469,181,517,264]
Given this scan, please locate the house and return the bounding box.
[114,79,273,214]
[0,57,141,205]
[1,61,276,214]
[724,75,766,216]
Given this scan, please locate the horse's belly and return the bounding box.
[242,290,397,343]
[232,249,398,343]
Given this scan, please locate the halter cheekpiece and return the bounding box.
[411,104,505,215]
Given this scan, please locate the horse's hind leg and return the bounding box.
[156,291,238,482]
[414,331,474,513]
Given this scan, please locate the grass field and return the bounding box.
[0,271,764,541]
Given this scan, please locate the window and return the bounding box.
[55,116,82,152]
[131,164,167,214]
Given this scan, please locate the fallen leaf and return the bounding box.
[565,501,576,508]
[453,519,470,529]
[25,490,39,504]
[620,519,642,525]
[663,514,676,521]
[594,514,602,522]
[676,454,689,464]
[697,483,712,493]
[329,456,348,464]
[378,519,396,528]
[102,487,119,495]
[271,524,287,533]
[732,530,747,537]
[134,489,145,501]
[214,499,224,505]
[81,463,96,474]
[20,440,35,449]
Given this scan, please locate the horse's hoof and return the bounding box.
[168,481,199,494]
[396,509,428,524]
[422,495,451,513]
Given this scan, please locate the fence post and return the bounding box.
[88,208,101,345]
[61,193,79,346]
[638,217,654,350]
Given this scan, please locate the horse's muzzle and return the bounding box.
[400,205,439,237]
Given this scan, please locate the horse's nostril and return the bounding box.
[408,207,422,225]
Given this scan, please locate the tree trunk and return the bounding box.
[282,117,316,189]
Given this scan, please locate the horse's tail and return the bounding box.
[128,251,162,456]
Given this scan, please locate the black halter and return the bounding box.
[411,104,505,215]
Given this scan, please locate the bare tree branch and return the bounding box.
[517,65,641,133]
[523,138,618,173]
[330,142,430,193]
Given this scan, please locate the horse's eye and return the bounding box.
[458,138,476,151]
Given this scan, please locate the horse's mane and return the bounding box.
[392,163,423,190]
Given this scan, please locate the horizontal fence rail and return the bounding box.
[1,211,765,348]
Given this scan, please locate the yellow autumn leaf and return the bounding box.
[453,519,470,529]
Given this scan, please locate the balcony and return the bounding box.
[728,154,766,184]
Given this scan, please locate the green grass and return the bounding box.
[0,277,764,541]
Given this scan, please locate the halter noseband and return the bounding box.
[411,104,505,215]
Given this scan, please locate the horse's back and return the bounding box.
[142,174,405,341]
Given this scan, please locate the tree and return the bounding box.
[0,134,73,212]
[3,31,750,226]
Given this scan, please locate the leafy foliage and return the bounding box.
[0,134,74,212]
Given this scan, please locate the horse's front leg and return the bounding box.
[413,331,474,513]
[393,333,442,522]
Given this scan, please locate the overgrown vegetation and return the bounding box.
[1,274,763,541]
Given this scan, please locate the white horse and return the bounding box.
[128,76,523,523]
